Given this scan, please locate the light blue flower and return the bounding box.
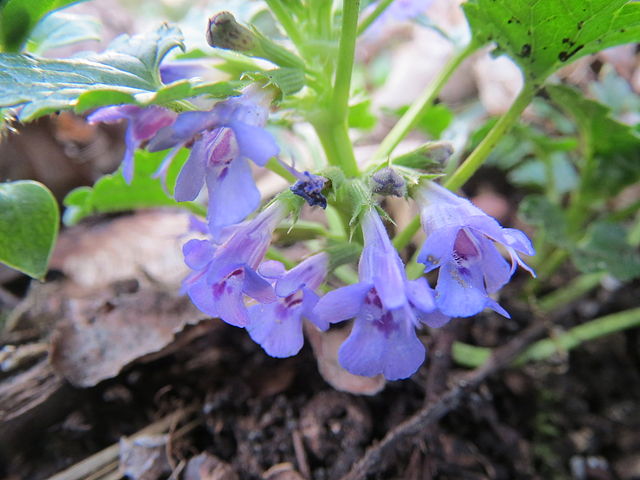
[314,208,447,380]
[415,181,535,318]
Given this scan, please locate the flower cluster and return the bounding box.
[90,70,534,382]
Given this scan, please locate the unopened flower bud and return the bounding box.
[392,141,453,171]
[370,167,406,197]
[291,172,328,208]
[206,11,256,52]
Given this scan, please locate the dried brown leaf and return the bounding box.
[304,323,385,396]
[49,289,206,387]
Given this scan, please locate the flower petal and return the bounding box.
[406,277,436,313]
[476,235,512,293]
[435,262,488,317]
[313,282,371,325]
[243,267,276,304]
[174,139,207,202]
[276,253,327,297]
[247,303,304,357]
[148,111,218,151]
[258,260,286,279]
[214,274,250,327]
[231,121,279,166]
[205,157,260,237]
[417,225,458,272]
[183,239,215,270]
[338,307,425,380]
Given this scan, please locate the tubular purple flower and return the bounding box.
[181,202,287,328]
[246,253,328,358]
[147,84,279,237]
[87,105,176,183]
[313,208,446,381]
[415,181,535,318]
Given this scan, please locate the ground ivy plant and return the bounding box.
[1,0,639,379]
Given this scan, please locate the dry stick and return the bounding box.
[339,320,547,480]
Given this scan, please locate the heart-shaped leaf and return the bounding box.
[0,180,59,279]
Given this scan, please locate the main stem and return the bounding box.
[314,0,360,178]
[374,41,478,161]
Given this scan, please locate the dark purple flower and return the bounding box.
[87,105,176,183]
[290,171,328,208]
[246,253,328,357]
[148,85,279,237]
[182,203,286,327]
[415,181,535,318]
[313,208,447,380]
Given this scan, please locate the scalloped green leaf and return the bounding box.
[0,24,184,121]
[0,0,88,52]
[0,180,59,279]
[464,0,640,86]
[547,84,640,198]
[26,11,101,55]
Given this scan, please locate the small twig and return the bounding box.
[46,405,198,480]
[292,428,311,480]
[339,321,546,480]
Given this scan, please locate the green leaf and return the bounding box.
[0,24,184,121]
[547,84,640,197]
[0,0,87,52]
[26,11,101,55]
[63,149,204,225]
[519,194,570,248]
[348,98,376,130]
[0,180,59,279]
[572,221,640,281]
[464,0,640,86]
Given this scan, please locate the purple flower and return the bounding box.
[290,171,328,208]
[87,105,176,183]
[182,203,286,328]
[148,85,279,237]
[415,181,535,318]
[246,253,328,358]
[314,208,447,380]
[361,0,432,40]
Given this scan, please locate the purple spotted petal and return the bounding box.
[213,273,250,327]
[313,282,372,325]
[359,209,406,309]
[300,288,327,330]
[338,306,425,380]
[231,121,280,166]
[129,106,176,141]
[247,302,304,357]
[435,262,488,317]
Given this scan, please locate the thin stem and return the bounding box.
[265,157,297,183]
[357,0,394,35]
[444,84,535,191]
[373,41,478,161]
[453,306,640,369]
[537,272,603,313]
[265,0,305,53]
[393,215,421,250]
[333,0,360,120]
